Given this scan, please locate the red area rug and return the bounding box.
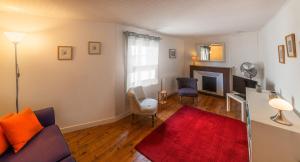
[135,106,249,162]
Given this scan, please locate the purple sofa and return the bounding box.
[0,107,75,162]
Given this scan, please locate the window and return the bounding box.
[125,32,160,89]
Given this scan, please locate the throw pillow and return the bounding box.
[0,113,14,155]
[0,108,43,153]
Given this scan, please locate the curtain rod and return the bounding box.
[123,31,161,40]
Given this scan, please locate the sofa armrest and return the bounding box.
[34,107,55,127]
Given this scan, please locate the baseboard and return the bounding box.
[60,111,131,134]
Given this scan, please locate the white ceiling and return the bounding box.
[0,0,286,36]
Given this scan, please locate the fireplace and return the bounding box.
[190,65,232,97]
[202,76,217,92]
[193,70,224,96]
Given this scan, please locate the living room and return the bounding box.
[0,0,299,162]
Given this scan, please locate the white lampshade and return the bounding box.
[4,32,26,43]
[269,98,293,111]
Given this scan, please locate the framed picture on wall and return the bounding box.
[58,46,73,60]
[169,49,176,59]
[285,33,297,57]
[88,41,101,55]
[278,45,285,64]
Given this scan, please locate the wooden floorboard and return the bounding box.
[64,94,241,162]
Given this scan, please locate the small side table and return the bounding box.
[158,90,168,107]
[226,93,246,122]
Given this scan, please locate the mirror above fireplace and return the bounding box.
[196,43,225,62]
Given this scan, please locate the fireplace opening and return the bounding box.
[202,76,217,92]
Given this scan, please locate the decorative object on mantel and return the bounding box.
[240,62,257,80]
[169,49,176,59]
[278,45,285,64]
[4,32,26,112]
[285,33,296,57]
[269,98,294,126]
[191,56,197,65]
[58,46,73,60]
[88,41,101,55]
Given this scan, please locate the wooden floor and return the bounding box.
[64,94,241,162]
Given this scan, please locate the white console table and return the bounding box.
[226,93,246,122]
[246,88,300,162]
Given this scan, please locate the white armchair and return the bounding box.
[127,86,158,126]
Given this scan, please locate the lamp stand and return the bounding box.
[14,43,20,113]
[270,109,292,126]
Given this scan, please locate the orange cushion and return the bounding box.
[0,113,14,155]
[0,108,43,153]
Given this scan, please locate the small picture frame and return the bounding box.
[285,33,297,57]
[58,46,73,60]
[88,41,101,55]
[278,45,285,64]
[169,49,176,59]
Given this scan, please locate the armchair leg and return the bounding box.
[179,96,182,103]
[152,115,155,127]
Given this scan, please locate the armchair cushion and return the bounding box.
[178,88,198,97]
[176,78,198,90]
[140,99,158,115]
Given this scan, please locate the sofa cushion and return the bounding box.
[0,125,71,162]
[0,108,44,153]
[178,88,198,97]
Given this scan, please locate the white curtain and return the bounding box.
[125,32,160,89]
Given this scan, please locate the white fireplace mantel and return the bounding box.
[190,65,232,97]
[194,71,224,96]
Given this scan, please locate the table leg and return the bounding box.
[226,95,230,112]
[241,102,245,122]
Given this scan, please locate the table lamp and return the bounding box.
[4,32,26,113]
[192,56,197,65]
[269,98,293,126]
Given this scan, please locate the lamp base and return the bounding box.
[270,110,293,126]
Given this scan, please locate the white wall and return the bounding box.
[183,32,263,82]
[259,0,300,112]
[0,13,184,131]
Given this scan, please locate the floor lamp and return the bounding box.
[4,32,26,113]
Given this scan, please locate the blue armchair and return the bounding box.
[176,78,198,103]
